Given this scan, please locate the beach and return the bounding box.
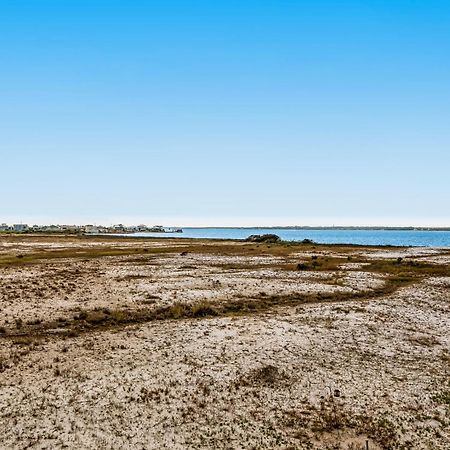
[0,234,449,449]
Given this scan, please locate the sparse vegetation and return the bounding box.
[1,239,446,340]
[432,388,450,406]
[237,365,288,387]
[0,234,449,449]
[283,399,400,449]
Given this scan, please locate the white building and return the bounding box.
[85,225,99,234]
[13,224,28,232]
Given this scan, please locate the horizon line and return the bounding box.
[2,222,450,230]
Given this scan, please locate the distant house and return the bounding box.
[0,223,10,231]
[44,225,61,232]
[13,224,28,232]
[112,224,126,233]
[85,225,99,234]
[60,225,79,233]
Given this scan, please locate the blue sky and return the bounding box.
[1,0,449,226]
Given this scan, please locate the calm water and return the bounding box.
[124,228,450,247]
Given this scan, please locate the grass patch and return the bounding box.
[1,235,449,342]
[366,259,450,279]
[432,389,450,406]
[236,365,289,387]
[0,233,415,267]
[282,400,400,449]
[0,271,417,341]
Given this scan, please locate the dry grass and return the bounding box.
[236,365,289,387]
[1,235,448,343]
[282,399,400,449]
[0,233,404,267]
[0,270,418,341]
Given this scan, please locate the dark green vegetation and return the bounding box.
[245,234,282,243]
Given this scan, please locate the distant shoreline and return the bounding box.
[3,226,450,234]
[181,226,450,231]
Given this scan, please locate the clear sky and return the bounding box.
[1,0,449,226]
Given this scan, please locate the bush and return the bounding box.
[245,234,281,243]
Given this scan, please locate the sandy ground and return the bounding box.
[0,235,449,450]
